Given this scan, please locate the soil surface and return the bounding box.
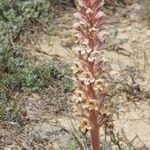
[1,2,150,150]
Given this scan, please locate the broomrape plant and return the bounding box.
[72,0,112,149]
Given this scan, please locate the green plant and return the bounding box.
[0,0,54,121]
[143,0,150,20]
[62,79,73,93]
[67,139,78,150]
[0,0,52,48]
[0,49,63,90]
[0,49,69,120]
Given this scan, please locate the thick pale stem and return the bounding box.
[90,113,100,150]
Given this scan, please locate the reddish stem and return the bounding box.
[90,112,100,150]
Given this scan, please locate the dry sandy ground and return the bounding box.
[1,2,150,150]
[24,2,150,147]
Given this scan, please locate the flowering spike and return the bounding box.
[73,0,111,150]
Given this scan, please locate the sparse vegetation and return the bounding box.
[143,0,150,20]
[0,47,72,120]
[0,0,150,150]
[0,0,72,121]
[67,139,78,150]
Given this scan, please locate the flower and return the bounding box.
[79,119,91,133]
[73,90,87,104]
[94,78,108,93]
[83,99,98,111]
[72,1,110,144]
[86,8,94,14]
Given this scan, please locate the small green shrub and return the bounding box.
[143,0,150,20]
[0,49,63,91]
[0,0,52,48]
[67,139,78,150]
[62,79,73,93]
[0,0,73,121]
[0,48,71,120]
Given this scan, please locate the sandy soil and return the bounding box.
[1,2,150,150]
[24,2,150,148]
[30,2,150,148]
